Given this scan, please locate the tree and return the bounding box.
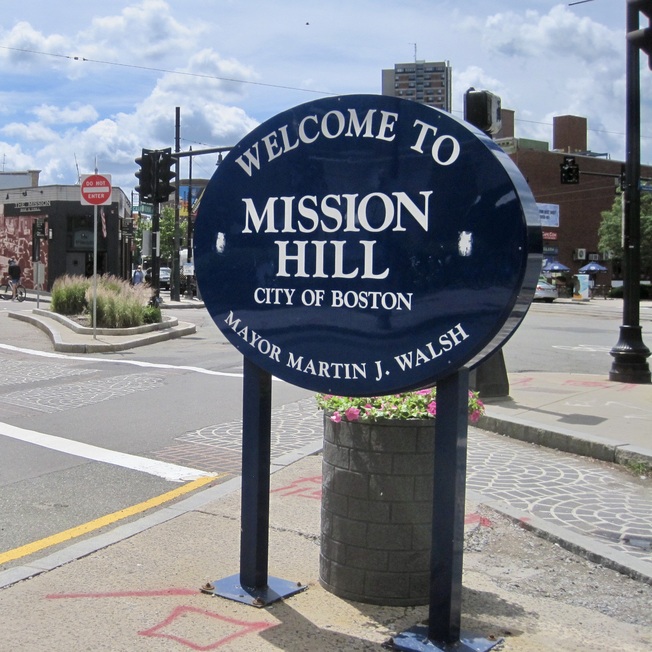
[158,205,187,263]
[598,192,652,276]
[134,206,187,265]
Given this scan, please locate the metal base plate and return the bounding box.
[392,626,503,652]
[204,574,307,607]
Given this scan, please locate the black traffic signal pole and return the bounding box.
[151,198,161,296]
[172,107,181,302]
[610,1,651,383]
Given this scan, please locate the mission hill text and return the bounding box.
[232,107,461,303]
[225,310,469,382]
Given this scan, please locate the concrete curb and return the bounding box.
[0,440,324,591]
[478,413,652,468]
[467,489,652,586]
[31,308,181,335]
[8,310,196,353]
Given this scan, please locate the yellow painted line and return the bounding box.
[0,474,221,565]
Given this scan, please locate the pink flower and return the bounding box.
[330,411,342,423]
[345,407,361,422]
[469,409,482,424]
[416,389,432,396]
[427,401,437,416]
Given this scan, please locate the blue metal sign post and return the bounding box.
[195,95,541,642]
[392,369,499,651]
[208,359,306,606]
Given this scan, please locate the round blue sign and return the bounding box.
[195,95,541,396]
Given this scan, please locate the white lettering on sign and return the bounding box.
[222,309,470,386]
[410,119,461,165]
[251,287,413,311]
[242,191,432,234]
[286,352,367,380]
[231,114,465,288]
[234,109,399,176]
[241,190,433,282]
[393,324,470,371]
[224,311,282,362]
[330,290,412,310]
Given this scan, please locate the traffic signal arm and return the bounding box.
[628,0,652,69]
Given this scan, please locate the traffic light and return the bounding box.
[560,156,580,184]
[628,0,652,69]
[135,149,156,203]
[154,147,176,203]
[464,88,502,135]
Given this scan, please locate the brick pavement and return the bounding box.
[154,400,652,582]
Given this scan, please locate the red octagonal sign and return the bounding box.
[80,173,112,206]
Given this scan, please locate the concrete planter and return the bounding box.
[320,414,435,606]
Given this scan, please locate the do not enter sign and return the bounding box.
[80,174,112,206]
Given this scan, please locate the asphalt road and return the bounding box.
[0,303,314,571]
[503,298,652,375]
[0,297,650,573]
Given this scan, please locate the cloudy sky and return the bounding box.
[0,0,648,194]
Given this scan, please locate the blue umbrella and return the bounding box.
[542,261,570,273]
[578,262,607,273]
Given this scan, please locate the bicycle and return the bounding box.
[0,279,26,302]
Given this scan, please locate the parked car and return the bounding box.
[141,266,171,289]
[534,278,558,303]
[159,267,171,290]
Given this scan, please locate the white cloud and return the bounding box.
[0,0,649,189]
[474,5,620,63]
[31,104,99,125]
[0,21,70,72]
[78,0,201,63]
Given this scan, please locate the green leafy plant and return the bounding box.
[142,305,162,324]
[316,388,485,424]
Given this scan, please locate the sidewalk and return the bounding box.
[0,448,650,650]
[1,299,651,649]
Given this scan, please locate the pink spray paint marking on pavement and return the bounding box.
[464,513,493,528]
[45,588,276,650]
[139,605,275,650]
[270,475,322,500]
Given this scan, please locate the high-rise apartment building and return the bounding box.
[381,60,452,112]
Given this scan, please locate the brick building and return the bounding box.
[496,112,652,289]
[1,179,133,292]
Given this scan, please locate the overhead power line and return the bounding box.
[0,44,333,95]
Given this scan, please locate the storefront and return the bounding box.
[1,185,132,291]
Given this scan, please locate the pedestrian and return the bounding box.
[132,265,144,285]
[8,258,21,301]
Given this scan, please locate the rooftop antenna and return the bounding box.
[410,42,417,62]
[74,153,81,184]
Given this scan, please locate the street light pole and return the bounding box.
[609,1,651,383]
